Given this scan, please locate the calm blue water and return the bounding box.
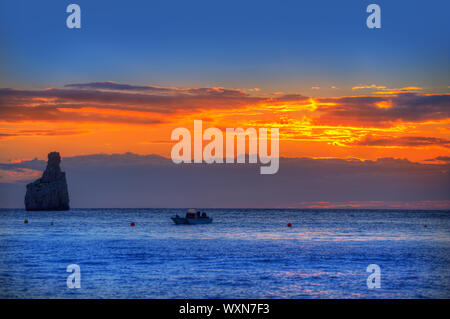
[0,209,449,298]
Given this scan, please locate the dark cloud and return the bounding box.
[65,82,173,92]
[316,93,450,126]
[266,93,309,102]
[425,156,450,163]
[64,81,250,97]
[435,156,450,162]
[182,87,250,97]
[351,135,450,148]
[0,158,46,171]
[0,85,262,124]
[0,103,165,125]
[0,85,449,127]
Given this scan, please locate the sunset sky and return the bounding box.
[0,1,449,208]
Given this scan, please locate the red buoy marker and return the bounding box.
[287,223,292,227]
[130,222,135,227]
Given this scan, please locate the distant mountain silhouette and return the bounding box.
[0,153,448,209]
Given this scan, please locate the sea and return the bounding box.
[0,208,449,298]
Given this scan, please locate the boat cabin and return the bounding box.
[186,208,209,218]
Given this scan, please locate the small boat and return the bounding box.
[171,209,213,225]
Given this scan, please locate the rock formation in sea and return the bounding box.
[25,152,70,211]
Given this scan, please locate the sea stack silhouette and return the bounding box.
[25,152,70,211]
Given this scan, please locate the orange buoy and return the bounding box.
[287,223,292,227]
[130,222,135,227]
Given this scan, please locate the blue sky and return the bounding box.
[0,0,449,95]
[0,1,449,209]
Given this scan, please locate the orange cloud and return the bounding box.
[352,84,387,90]
[352,84,423,95]
[373,86,423,95]
[375,100,392,109]
[349,135,450,148]
[0,128,89,140]
[0,83,449,164]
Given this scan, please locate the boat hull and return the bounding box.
[171,217,213,225]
